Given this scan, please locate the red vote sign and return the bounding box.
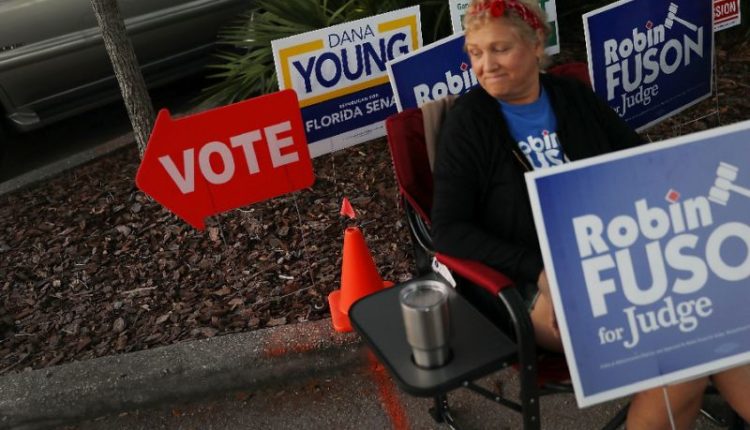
[136,90,314,230]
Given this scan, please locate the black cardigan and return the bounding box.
[431,73,642,285]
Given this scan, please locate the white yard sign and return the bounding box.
[448,0,560,55]
[272,7,422,157]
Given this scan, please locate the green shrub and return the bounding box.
[201,0,449,106]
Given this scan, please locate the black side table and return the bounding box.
[349,275,518,427]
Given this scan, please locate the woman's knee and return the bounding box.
[627,378,709,430]
[711,365,750,422]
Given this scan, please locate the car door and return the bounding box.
[0,0,120,129]
[0,0,246,132]
[120,0,247,85]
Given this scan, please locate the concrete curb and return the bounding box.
[0,133,133,197]
[0,319,363,430]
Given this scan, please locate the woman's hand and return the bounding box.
[537,270,560,339]
[537,269,549,295]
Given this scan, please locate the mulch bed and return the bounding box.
[0,139,415,375]
[1,38,748,377]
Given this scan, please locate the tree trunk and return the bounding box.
[90,0,155,157]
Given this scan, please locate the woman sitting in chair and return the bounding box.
[431,0,750,428]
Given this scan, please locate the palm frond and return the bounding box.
[201,0,450,106]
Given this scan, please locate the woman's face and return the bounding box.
[465,17,543,104]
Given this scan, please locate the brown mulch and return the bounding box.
[0,139,415,375]
[1,38,749,377]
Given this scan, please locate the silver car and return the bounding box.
[0,0,248,139]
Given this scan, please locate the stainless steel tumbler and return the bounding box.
[399,280,452,368]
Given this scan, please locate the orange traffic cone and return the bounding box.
[328,227,391,332]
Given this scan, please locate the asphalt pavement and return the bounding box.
[2,317,740,430]
[66,355,627,430]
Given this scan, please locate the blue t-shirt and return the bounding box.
[499,88,565,169]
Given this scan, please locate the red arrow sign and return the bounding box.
[136,90,314,230]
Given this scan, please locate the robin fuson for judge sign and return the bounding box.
[526,120,750,407]
[584,0,713,131]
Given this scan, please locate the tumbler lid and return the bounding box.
[399,280,449,310]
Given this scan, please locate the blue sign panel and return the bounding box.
[387,33,478,111]
[584,0,714,131]
[300,83,396,144]
[526,120,750,407]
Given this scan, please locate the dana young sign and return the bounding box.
[584,0,714,131]
[448,0,560,55]
[272,7,421,157]
[526,120,750,407]
[387,33,478,111]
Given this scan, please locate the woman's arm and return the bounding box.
[584,82,644,151]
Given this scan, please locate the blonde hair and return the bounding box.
[463,0,551,68]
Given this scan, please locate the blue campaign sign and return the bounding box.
[584,0,714,131]
[386,33,478,111]
[526,120,750,407]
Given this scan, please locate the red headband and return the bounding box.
[469,0,543,30]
